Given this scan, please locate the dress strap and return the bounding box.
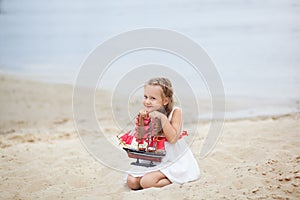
[168,106,180,121]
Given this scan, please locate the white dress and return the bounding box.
[126,107,200,184]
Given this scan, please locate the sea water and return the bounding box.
[0,0,299,119]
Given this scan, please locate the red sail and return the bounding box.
[119,131,134,145]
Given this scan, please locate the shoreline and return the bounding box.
[1,72,299,121]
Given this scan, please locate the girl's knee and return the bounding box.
[140,172,171,189]
[140,175,153,189]
[127,175,142,190]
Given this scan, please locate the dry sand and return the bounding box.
[0,74,299,199]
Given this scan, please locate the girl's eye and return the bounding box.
[144,95,148,99]
[150,97,156,100]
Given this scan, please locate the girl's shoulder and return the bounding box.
[168,106,182,121]
[171,106,181,114]
[172,106,181,111]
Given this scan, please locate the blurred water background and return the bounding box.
[0,0,299,119]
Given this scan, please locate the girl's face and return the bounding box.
[143,85,169,112]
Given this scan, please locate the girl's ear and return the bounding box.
[163,97,169,106]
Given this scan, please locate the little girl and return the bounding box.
[126,77,200,190]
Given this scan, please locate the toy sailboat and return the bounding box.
[118,113,166,167]
[118,112,188,167]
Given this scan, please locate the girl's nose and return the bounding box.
[145,98,151,104]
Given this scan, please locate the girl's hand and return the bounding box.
[139,109,149,118]
[149,110,165,120]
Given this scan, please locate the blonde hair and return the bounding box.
[145,77,174,117]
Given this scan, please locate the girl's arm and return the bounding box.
[150,109,182,144]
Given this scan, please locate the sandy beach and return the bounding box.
[0,74,299,199]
